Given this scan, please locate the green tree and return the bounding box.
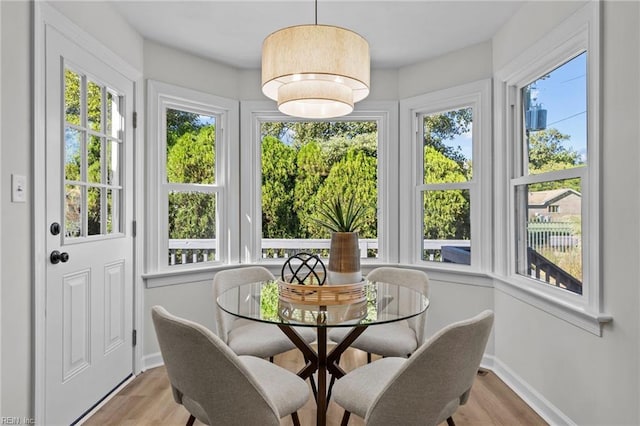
[262,136,299,238]
[294,141,329,237]
[166,126,216,241]
[527,128,582,192]
[423,146,470,239]
[424,108,472,171]
[313,149,377,239]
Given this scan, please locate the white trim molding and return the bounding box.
[146,80,239,274]
[492,2,609,336]
[239,100,399,264]
[399,79,492,272]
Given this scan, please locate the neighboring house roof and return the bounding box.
[528,188,582,208]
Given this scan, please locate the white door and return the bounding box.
[44,26,134,425]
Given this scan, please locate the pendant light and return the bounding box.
[261,0,370,119]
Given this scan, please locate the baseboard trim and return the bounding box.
[489,355,575,426]
[142,352,164,371]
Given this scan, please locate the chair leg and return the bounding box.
[186,414,196,426]
[367,352,371,363]
[269,356,274,363]
[446,416,456,426]
[341,410,351,426]
[291,411,301,426]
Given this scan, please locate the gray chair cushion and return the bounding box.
[329,267,429,358]
[229,321,317,358]
[213,267,317,359]
[151,306,310,426]
[332,357,405,418]
[332,310,494,426]
[329,321,417,357]
[240,355,310,417]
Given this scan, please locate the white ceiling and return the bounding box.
[112,0,525,70]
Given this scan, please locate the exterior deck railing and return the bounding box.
[167,238,472,265]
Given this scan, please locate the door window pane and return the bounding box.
[65,184,82,238]
[87,80,103,132]
[64,69,81,126]
[88,135,102,184]
[88,186,102,236]
[65,127,82,181]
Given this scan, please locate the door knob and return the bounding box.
[50,250,70,264]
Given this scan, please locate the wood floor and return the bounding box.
[83,348,547,426]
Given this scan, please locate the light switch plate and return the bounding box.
[12,174,26,203]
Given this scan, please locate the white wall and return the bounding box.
[492,1,640,424]
[398,41,493,99]
[1,1,31,417]
[0,0,143,418]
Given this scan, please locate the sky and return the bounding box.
[445,51,587,165]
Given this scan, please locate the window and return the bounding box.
[495,3,607,334]
[64,67,124,238]
[513,54,587,295]
[259,121,378,259]
[400,80,491,270]
[147,81,238,272]
[241,102,398,264]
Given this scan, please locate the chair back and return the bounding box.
[367,267,430,344]
[151,306,281,425]
[212,266,275,342]
[366,310,494,426]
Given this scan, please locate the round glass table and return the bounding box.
[217,279,429,426]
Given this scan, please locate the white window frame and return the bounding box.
[493,2,611,335]
[240,100,399,264]
[399,79,492,271]
[146,80,239,278]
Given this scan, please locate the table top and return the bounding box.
[217,280,429,328]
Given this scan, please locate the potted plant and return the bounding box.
[314,194,367,284]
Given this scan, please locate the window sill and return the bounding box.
[143,263,239,288]
[491,274,612,336]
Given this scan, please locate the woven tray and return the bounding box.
[278,278,366,306]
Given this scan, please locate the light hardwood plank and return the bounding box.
[83,348,547,426]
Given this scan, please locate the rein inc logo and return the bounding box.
[1,418,35,425]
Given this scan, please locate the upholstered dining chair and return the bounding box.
[152,306,310,426]
[328,267,430,361]
[212,266,316,361]
[332,310,494,426]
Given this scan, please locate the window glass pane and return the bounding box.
[422,189,470,263]
[107,140,119,186]
[65,184,82,238]
[88,186,102,236]
[87,80,102,132]
[523,52,587,175]
[65,127,82,181]
[106,189,121,234]
[260,121,378,259]
[64,69,81,126]
[166,108,216,184]
[168,191,217,265]
[515,179,583,294]
[88,135,102,184]
[106,91,122,138]
[423,107,473,182]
